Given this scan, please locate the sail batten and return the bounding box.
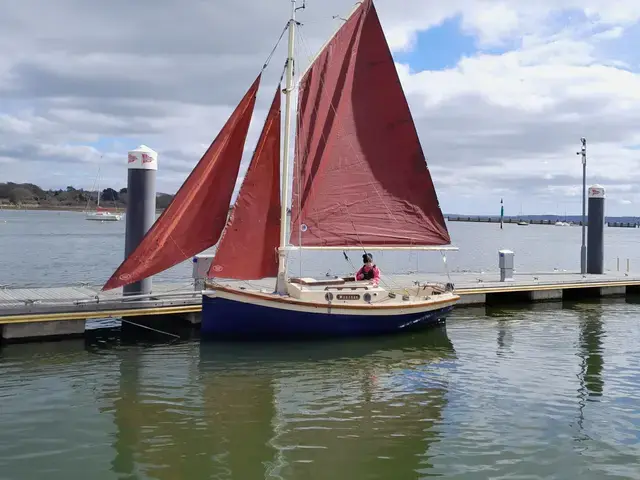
[102,74,262,291]
[208,85,282,280]
[289,0,450,248]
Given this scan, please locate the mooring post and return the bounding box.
[586,184,605,274]
[124,145,158,296]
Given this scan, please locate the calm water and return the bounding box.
[2,211,640,478]
[0,209,639,288]
[2,300,640,478]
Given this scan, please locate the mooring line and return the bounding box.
[120,318,180,340]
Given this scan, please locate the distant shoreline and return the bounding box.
[0,182,175,213]
[1,205,89,212]
[0,205,165,214]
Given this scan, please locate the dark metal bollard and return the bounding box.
[124,145,158,296]
[587,184,605,274]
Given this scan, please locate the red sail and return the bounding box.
[102,75,261,291]
[290,0,450,247]
[208,86,282,280]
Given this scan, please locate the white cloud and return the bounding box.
[0,0,639,215]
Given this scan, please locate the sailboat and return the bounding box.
[85,166,123,221]
[516,203,528,225]
[102,0,460,338]
[86,206,122,222]
[555,208,571,226]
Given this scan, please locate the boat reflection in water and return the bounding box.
[0,325,455,479]
[196,326,456,479]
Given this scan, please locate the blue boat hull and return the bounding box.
[200,294,454,340]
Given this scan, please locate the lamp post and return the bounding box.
[577,137,587,274]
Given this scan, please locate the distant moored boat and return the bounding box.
[86,207,122,222]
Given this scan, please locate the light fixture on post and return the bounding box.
[577,137,587,274]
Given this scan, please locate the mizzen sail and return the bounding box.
[102,74,262,291]
[208,85,282,280]
[290,0,450,247]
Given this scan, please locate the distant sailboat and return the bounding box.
[102,0,459,338]
[517,202,528,225]
[86,207,122,222]
[555,208,571,226]
[85,166,122,222]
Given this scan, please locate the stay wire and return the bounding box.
[262,20,292,71]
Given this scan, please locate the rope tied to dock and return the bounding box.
[120,318,181,342]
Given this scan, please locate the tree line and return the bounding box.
[0,183,175,209]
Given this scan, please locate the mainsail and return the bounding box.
[208,86,282,280]
[289,0,450,247]
[102,75,262,291]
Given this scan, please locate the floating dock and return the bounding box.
[2,271,640,342]
[0,283,201,341]
[448,271,640,305]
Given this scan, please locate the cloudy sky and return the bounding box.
[1,0,639,216]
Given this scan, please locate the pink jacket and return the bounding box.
[355,264,380,285]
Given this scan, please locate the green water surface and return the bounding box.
[1,298,639,479]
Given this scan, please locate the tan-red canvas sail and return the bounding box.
[208,86,282,280]
[290,0,450,247]
[102,75,262,291]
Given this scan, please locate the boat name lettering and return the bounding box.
[336,294,360,300]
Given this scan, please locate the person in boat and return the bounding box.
[355,253,381,286]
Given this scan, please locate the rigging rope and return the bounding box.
[262,20,292,71]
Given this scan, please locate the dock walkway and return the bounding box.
[0,282,200,324]
[1,271,639,327]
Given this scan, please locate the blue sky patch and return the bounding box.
[546,8,589,31]
[394,16,476,71]
[393,15,512,72]
[595,22,640,72]
[84,137,132,152]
